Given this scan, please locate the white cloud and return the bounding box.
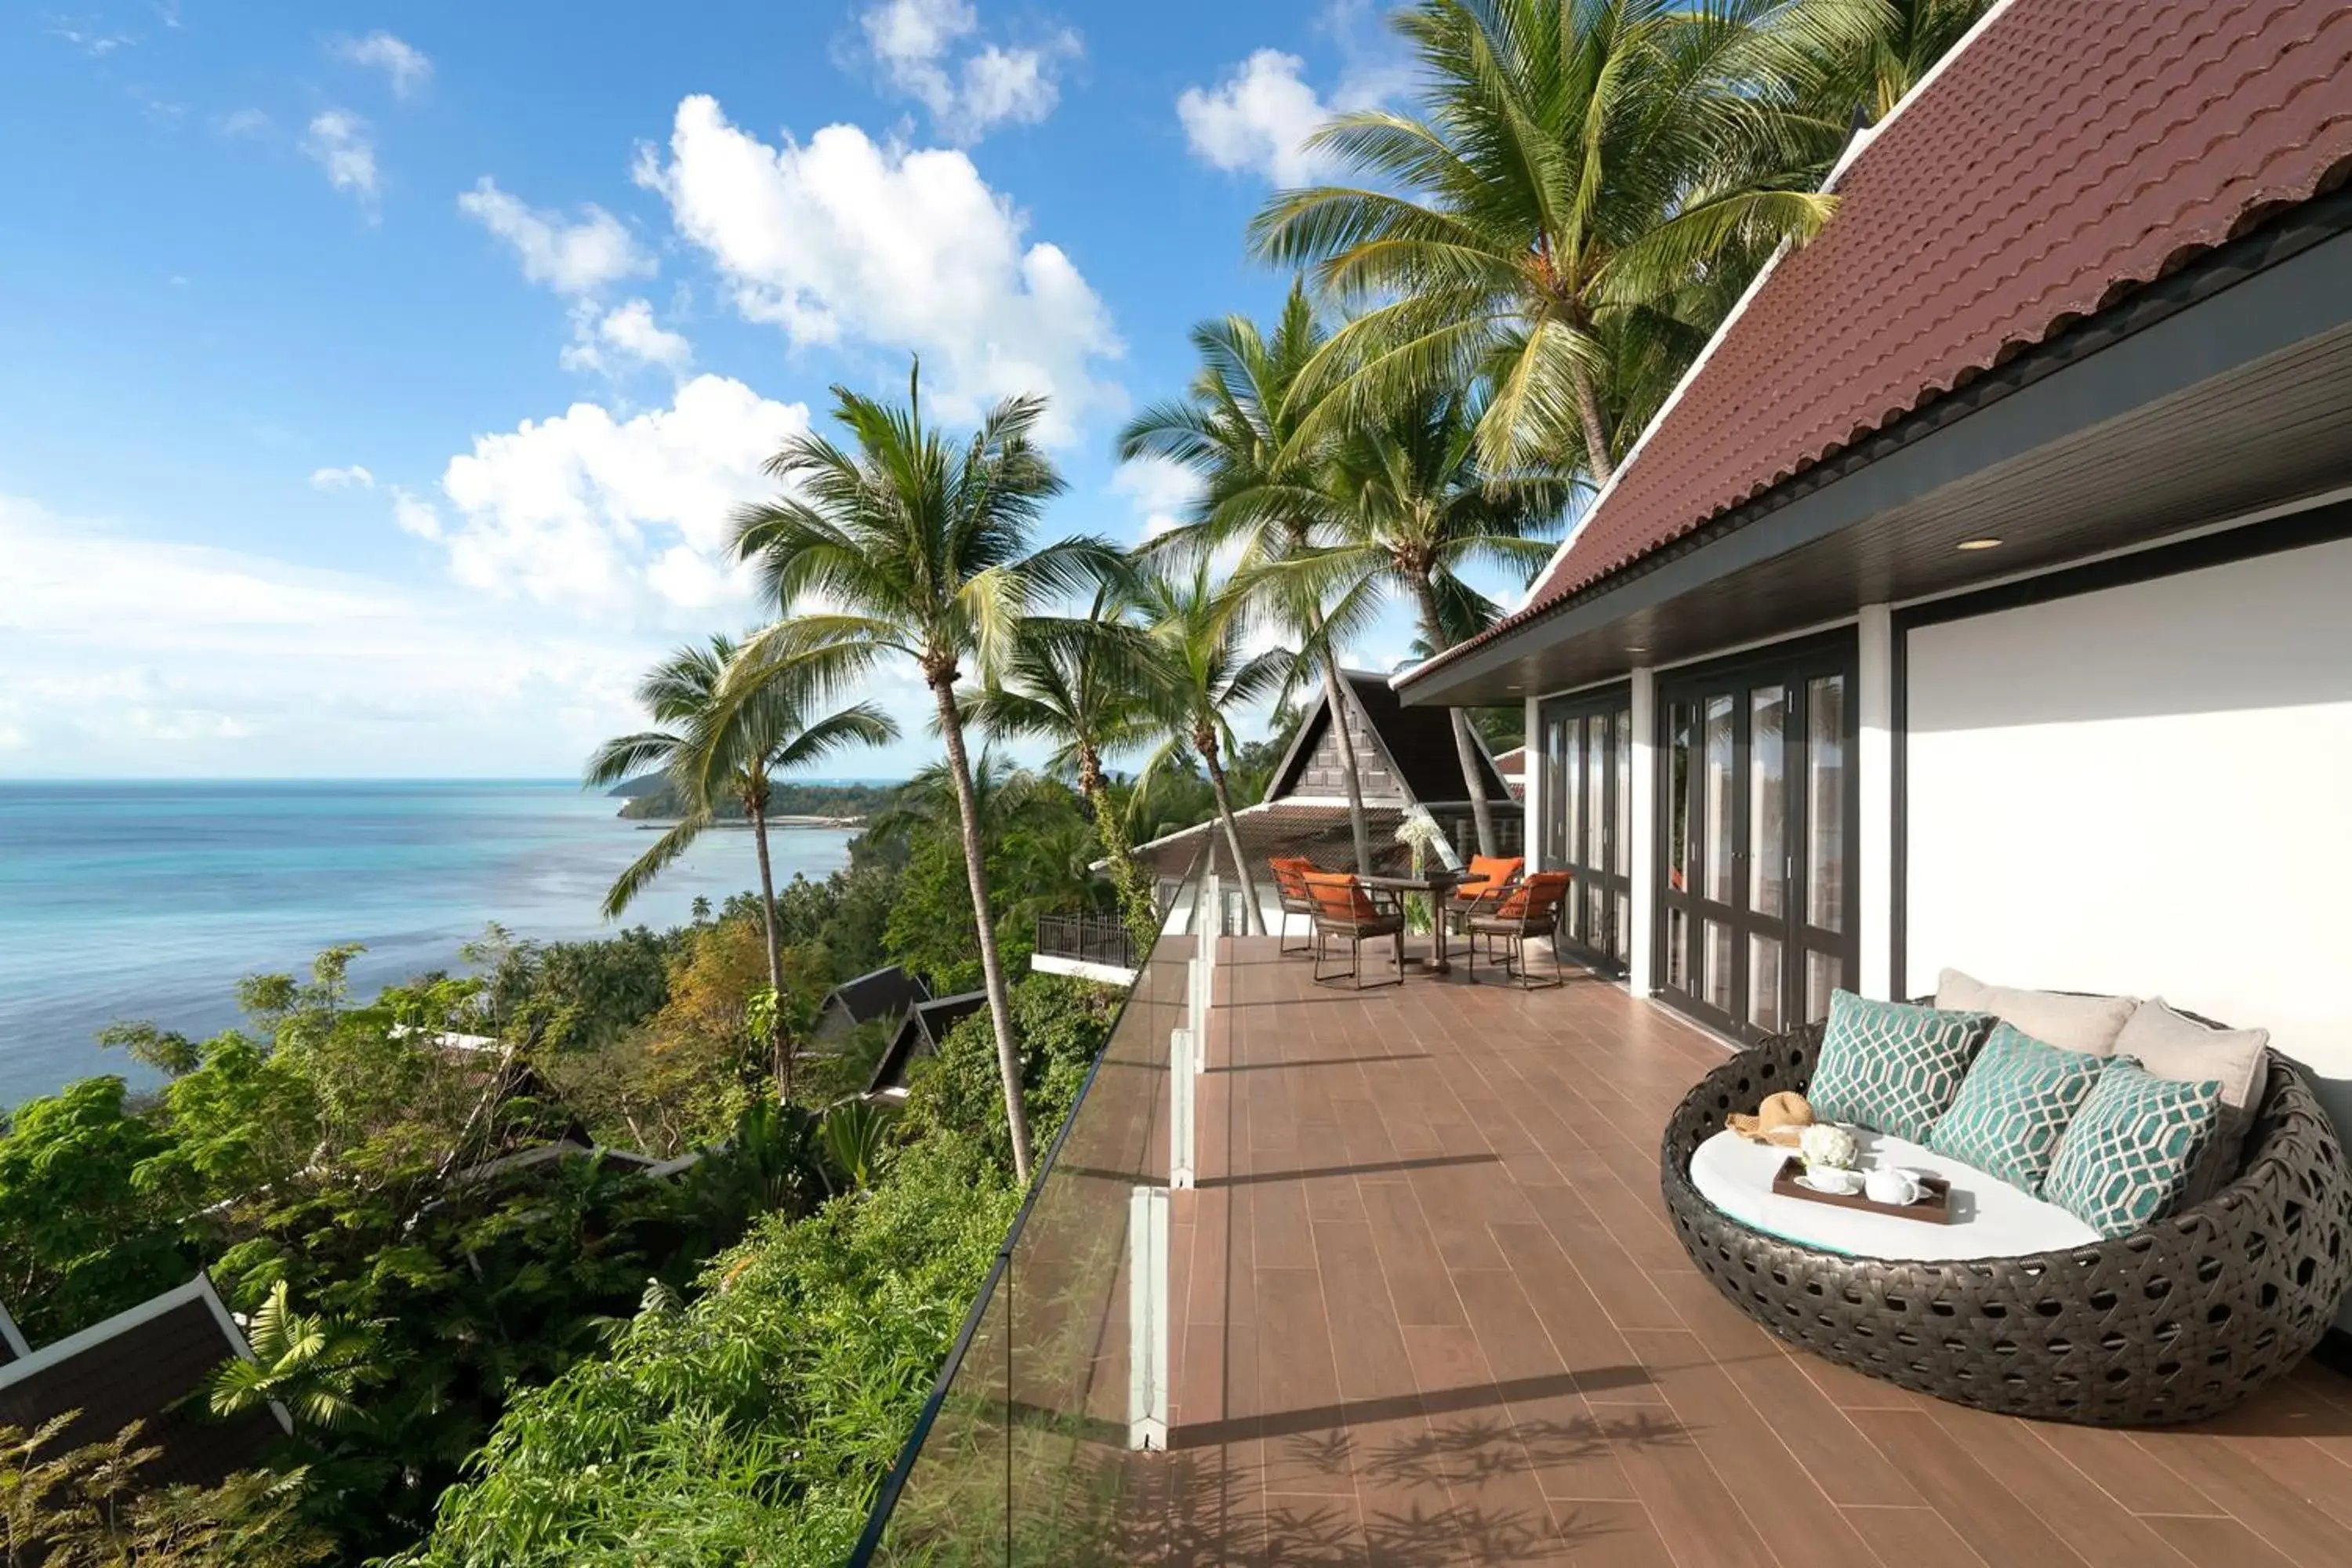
[0,494,660,776]
[332,31,432,99]
[389,487,443,540]
[216,107,270,138]
[1110,456,1201,541]
[303,110,379,206]
[637,95,1120,441]
[1178,50,1343,187]
[858,0,1078,143]
[48,20,136,56]
[309,465,376,491]
[426,373,808,621]
[561,298,693,376]
[458,177,654,297]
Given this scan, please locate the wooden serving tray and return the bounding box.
[1772,1156,1953,1225]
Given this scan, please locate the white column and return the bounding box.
[1627,667,1657,995]
[1857,604,1895,1000]
[1522,693,1542,866]
[1127,1185,1170,1450]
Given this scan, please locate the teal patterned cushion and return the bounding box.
[2043,1060,2223,1239]
[1806,992,1997,1144]
[1928,1022,2110,1193]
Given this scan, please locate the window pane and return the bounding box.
[1703,695,1735,904]
[1749,935,1783,1033]
[1807,676,1847,932]
[1612,710,1632,877]
[1704,920,1733,1012]
[1541,715,1569,866]
[1668,704,1696,892]
[1585,713,1606,874]
[1805,951,1842,1023]
[1614,891,1630,964]
[1668,908,1689,991]
[1588,881,1606,953]
[1748,685,1787,920]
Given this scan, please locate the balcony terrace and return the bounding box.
[1152,937,2352,1566]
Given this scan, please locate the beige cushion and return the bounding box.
[1934,968,2138,1054]
[2112,999,2270,1206]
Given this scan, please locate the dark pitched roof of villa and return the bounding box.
[821,964,930,1029]
[0,1277,287,1490]
[1406,0,2352,684]
[866,990,988,1095]
[1269,670,1509,806]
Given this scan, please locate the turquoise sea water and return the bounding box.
[0,781,855,1109]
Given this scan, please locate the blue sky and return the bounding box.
[1,1,1436,779]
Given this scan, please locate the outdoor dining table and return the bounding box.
[1358,868,1467,975]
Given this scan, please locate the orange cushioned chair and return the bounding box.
[1447,855,1524,927]
[1267,856,1322,956]
[1301,871,1406,989]
[1465,871,1572,990]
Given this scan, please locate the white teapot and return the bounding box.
[1864,1167,1927,1207]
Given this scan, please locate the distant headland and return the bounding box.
[607,776,895,827]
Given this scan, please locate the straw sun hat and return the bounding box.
[1726,1091,1814,1147]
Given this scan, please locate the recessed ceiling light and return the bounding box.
[1625,644,1650,653]
[1955,536,2003,551]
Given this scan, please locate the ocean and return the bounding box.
[0,781,856,1109]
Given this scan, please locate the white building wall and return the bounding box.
[1903,533,2352,1321]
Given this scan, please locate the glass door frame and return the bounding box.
[1653,631,1860,1042]
[1537,684,1632,975]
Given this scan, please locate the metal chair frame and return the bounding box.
[1465,873,1573,991]
[1267,857,1322,957]
[1303,873,1406,990]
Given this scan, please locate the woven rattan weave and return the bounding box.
[1661,1017,2352,1425]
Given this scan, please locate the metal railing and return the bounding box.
[848,844,1209,1565]
[1033,910,1138,972]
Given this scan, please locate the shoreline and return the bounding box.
[633,815,863,830]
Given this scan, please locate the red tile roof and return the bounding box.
[1428,0,2352,670]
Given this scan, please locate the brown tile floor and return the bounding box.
[1158,936,2352,1566]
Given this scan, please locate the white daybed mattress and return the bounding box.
[1687,1126,2101,1262]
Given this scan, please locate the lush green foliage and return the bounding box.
[0,1417,333,1567]
[397,971,1120,1566]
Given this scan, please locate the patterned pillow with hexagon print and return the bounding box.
[2043,1059,2223,1239]
[1928,1022,2111,1193]
[1806,992,1998,1145]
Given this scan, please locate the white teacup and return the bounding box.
[1802,1166,1866,1196]
[1864,1167,1926,1207]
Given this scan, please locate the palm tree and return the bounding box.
[1119,285,1381,875]
[1133,561,1295,935]
[585,634,895,1102]
[728,362,1120,1185]
[1250,0,1862,477]
[1815,0,1990,125]
[963,587,1165,942]
[208,1281,376,1433]
[1270,387,1566,855]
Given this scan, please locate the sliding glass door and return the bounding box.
[1657,636,1856,1041]
[1538,686,1632,973]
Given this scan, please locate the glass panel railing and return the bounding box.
[850,844,1207,1565]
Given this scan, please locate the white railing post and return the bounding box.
[1127,1184,1170,1450]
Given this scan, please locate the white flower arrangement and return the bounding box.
[1798,1123,1859,1171]
[1394,814,1445,853]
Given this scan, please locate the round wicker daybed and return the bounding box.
[1661,1017,2352,1426]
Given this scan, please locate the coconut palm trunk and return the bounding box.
[931,676,1035,1185]
[1413,583,1500,858]
[1570,358,1616,488]
[1312,627,1374,876]
[1199,729,1266,936]
[745,790,790,1101]
[1077,749,1159,949]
